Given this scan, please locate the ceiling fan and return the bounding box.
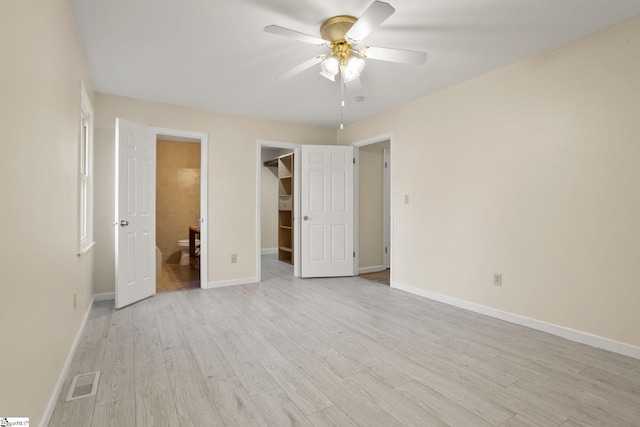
[264,1,427,90]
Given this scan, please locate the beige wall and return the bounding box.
[93,93,336,292]
[93,127,115,294]
[0,0,95,424]
[156,140,201,264]
[359,140,391,269]
[339,17,640,347]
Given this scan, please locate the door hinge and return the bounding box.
[353,251,356,258]
[353,158,356,164]
[385,247,388,254]
[385,162,388,168]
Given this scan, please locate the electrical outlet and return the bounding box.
[73,293,77,310]
[493,273,502,287]
[231,254,237,264]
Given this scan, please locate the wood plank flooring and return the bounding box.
[359,269,390,286]
[49,255,640,426]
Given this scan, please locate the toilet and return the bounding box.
[177,238,200,265]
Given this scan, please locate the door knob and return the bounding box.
[119,220,129,227]
[303,216,309,220]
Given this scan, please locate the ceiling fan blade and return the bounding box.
[363,46,427,65]
[264,25,329,46]
[275,55,325,81]
[345,77,362,92]
[345,1,395,44]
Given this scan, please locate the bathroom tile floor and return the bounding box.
[156,263,200,292]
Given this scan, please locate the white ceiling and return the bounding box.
[69,0,640,128]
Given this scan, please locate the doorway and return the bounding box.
[257,141,357,280]
[354,135,392,286]
[152,127,208,291]
[259,137,391,283]
[257,140,300,281]
[155,137,201,292]
[115,121,208,308]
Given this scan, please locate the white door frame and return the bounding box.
[353,147,360,276]
[351,132,394,279]
[383,148,391,269]
[151,126,208,289]
[256,139,301,281]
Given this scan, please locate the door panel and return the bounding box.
[331,224,347,261]
[115,118,156,309]
[309,225,324,261]
[309,169,324,212]
[301,145,354,277]
[331,170,347,211]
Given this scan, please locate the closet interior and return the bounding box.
[264,152,294,263]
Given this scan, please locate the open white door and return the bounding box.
[115,118,156,309]
[300,145,354,277]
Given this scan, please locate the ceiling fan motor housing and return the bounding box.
[321,15,359,65]
[320,15,357,43]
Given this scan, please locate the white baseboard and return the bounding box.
[40,294,101,427]
[261,248,278,255]
[93,292,115,301]
[391,281,640,360]
[206,276,258,289]
[359,265,386,275]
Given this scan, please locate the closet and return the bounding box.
[264,153,294,263]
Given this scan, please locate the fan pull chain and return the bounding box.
[340,74,345,130]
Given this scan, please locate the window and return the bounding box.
[79,83,94,254]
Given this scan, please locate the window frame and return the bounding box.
[78,83,94,254]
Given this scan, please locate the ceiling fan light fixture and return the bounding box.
[348,52,366,74]
[264,1,428,128]
[341,52,366,82]
[319,69,336,81]
[320,54,340,81]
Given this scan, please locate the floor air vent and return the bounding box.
[65,371,100,401]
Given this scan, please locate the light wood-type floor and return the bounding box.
[156,263,200,293]
[50,256,640,426]
[359,268,390,286]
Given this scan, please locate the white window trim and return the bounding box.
[78,82,94,255]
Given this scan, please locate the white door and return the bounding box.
[115,118,156,309]
[300,145,354,277]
